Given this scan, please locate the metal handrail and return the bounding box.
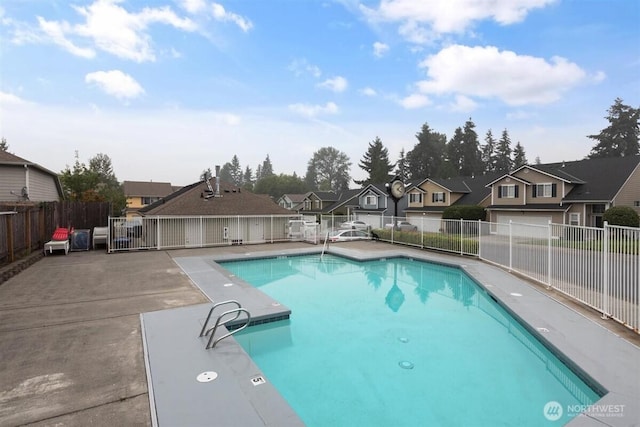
[321,231,329,259]
[206,308,251,349]
[199,300,242,337]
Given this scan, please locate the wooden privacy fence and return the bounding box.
[0,201,111,266]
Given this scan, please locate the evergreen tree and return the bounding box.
[481,129,497,173]
[513,142,528,168]
[406,123,447,180]
[588,98,640,158]
[495,129,513,172]
[260,154,275,178]
[446,127,464,176]
[0,137,9,152]
[243,166,254,191]
[394,148,409,181]
[355,136,394,185]
[460,118,482,176]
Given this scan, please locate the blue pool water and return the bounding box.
[221,254,601,426]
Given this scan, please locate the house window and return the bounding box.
[432,192,445,203]
[498,184,518,198]
[304,200,311,210]
[365,195,377,206]
[591,204,606,214]
[409,193,422,204]
[634,201,640,207]
[533,183,556,198]
[141,197,160,205]
[314,199,320,209]
[569,213,580,226]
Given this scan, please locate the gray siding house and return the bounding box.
[0,151,64,202]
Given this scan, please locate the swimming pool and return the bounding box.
[220,254,601,426]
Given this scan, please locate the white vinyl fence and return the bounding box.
[105,213,638,333]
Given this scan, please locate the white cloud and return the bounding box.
[362,0,555,41]
[0,91,29,105]
[8,0,198,62]
[288,102,339,118]
[416,44,586,105]
[85,70,145,100]
[360,87,377,96]
[373,41,389,58]
[399,93,430,109]
[180,0,207,14]
[318,76,348,93]
[288,59,322,78]
[449,94,477,112]
[211,3,253,32]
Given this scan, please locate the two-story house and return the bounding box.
[123,180,177,219]
[486,156,640,227]
[277,194,307,211]
[404,174,499,231]
[298,191,340,216]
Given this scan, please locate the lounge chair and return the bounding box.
[92,226,108,250]
[44,227,71,255]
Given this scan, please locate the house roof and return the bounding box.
[123,180,175,197]
[325,188,363,213]
[283,194,307,203]
[139,178,293,216]
[531,156,640,201]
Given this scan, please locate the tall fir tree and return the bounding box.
[394,148,409,182]
[446,127,464,176]
[481,129,497,173]
[512,142,528,168]
[406,122,447,179]
[495,129,513,172]
[460,118,482,176]
[588,98,640,158]
[355,136,394,185]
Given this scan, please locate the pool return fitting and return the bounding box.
[199,300,251,349]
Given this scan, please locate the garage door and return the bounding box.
[495,214,551,238]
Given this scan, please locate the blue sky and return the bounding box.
[1,0,639,186]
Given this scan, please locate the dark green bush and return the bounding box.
[602,206,640,227]
[442,205,486,220]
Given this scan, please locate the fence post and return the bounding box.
[460,218,463,256]
[477,219,481,258]
[509,220,513,271]
[602,221,609,319]
[547,220,552,289]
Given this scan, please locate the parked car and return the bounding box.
[326,229,371,242]
[340,220,370,230]
[385,221,418,232]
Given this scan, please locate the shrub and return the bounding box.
[602,206,640,227]
[442,205,486,220]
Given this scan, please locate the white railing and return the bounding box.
[105,213,639,333]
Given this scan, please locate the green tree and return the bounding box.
[304,146,352,191]
[406,123,447,179]
[588,98,640,158]
[460,118,482,176]
[394,148,409,181]
[355,136,393,185]
[243,166,254,191]
[481,129,497,173]
[0,137,8,152]
[59,151,125,214]
[259,155,274,179]
[495,129,513,172]
[220,155,243,186]
[254,173,309,198]
[513,142,528,168]
[446,127,464,176]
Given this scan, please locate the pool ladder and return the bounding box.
[199,300,251,349]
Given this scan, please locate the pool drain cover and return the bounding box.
[197,371,218,383]
[398,337,409,343]
[398,361,414,370]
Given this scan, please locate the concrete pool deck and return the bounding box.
[1,241,639,426]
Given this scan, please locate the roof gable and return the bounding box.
[123,180,175,197]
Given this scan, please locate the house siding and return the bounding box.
[0,166,25,201]
[28,168,61,201]
[0,165,59,202]
[491,177,525,205]
[421,182,450,206]
[612,163,640,214]
[513,168,566,203]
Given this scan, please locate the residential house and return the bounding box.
[123,180,176,218]
[326,184,410,217]
[0,151,64,202]
[486,156,640,227]
[298,191,340,216]
[404,174,499,231]
[277,194,307,211]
